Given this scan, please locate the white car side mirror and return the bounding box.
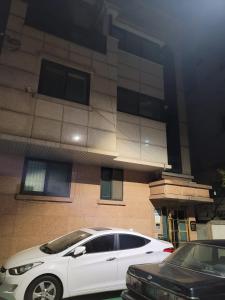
[72,246,86,258]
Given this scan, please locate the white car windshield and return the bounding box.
[40,230,91,254]
[167,243,225,277]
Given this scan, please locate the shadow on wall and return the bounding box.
[74,165,151,185]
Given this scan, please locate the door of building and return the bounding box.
[162,207,189,248]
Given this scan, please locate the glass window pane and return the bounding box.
[180,231,188,242]
[139,95,164,121]
[46,162,71,197]
[141,39,162,64]
[117,88,139,115]
[65,71,89,104]
[112,169,123,181]
[111,26,125,42]
[25,1,106,53]
[112,180,123,201]
[44,230,91,254]
[38,60,90,105]
[112,169,123,201]
[101,168,112,200]
[218,248,225,260]
[24,160,46,192]
[125,31,141,56]
[111,26,162,63]
[194,244,213,262]
[119,234,147,250]
[38,61,66,99]
[85,235,115,253]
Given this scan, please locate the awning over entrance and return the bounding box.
[150,172,213,203]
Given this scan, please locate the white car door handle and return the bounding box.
[146,251,153,254]
[106,257,116,261]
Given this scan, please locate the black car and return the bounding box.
[121,240,225,300]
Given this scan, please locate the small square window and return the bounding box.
[101,168,123,201]
[21,158,72,197]
[38,59,90,105]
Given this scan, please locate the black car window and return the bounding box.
[119,234,149,250]
[84,234,115,253]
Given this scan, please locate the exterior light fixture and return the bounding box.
[73,135,81,142]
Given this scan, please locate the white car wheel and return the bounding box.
[24,275,62,300]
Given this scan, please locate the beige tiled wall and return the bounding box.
[0,153,155,265]
[117,112,168,165]
[0,0,170,167]
[0,1,118,156]
[118,51,164,100]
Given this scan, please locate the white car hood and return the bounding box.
[4,246,51,269]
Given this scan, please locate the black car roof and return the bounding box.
[190,240,225,247]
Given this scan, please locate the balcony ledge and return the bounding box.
[149,175,213,204]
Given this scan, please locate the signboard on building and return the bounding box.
[154,209,161,231]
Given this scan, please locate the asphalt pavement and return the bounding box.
[68,290,122,300]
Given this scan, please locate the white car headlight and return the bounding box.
[9,262,43,275]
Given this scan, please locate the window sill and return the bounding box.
[15,194,73,203]
[98,199,126,206]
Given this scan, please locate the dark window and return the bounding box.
[125,31,141,57]
[119,234,149,250]
[111,26,162,64]
[21,158,72,197]
[117,87,166,122]
[0,0,11,52]
[38,60,90,105]
[25,0,106,53]
[85,235,115,253]
[117,88,139,115]
[101,168,123,201]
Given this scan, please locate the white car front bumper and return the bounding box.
[0,281,17,300]
[0,270,27,300]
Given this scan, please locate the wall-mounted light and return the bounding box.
[72,135,81,142]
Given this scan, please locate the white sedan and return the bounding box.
[0,227,174,300]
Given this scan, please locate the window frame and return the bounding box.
[38,59,90,106]
[100,167,124,201]
[20,158,72,198]
[117,87,166,122]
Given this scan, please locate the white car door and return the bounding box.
[116,234,156,288]
[67,234,118,296]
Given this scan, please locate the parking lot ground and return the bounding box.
[68,290,122,300]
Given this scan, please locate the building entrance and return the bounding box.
[162,207,189,248]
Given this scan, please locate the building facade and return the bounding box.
[0,0,212,264]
